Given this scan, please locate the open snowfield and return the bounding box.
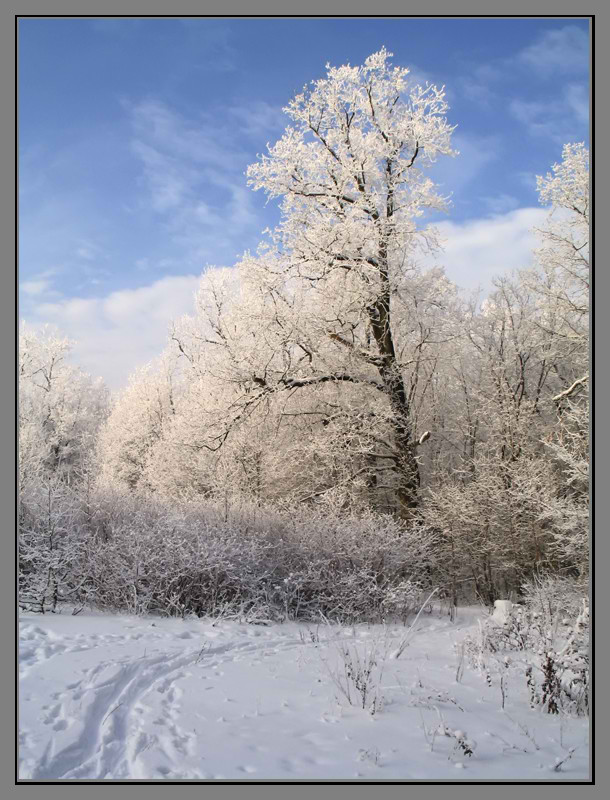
[19,607,590,781]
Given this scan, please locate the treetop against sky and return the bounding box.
[18,18,590,388]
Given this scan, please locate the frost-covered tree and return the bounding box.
[96,349,180,492]
[19,324,109,612]
[19,323,108,487]
[418,144,590,596]
[525,143,589,388]
[168,260,462,512]
[170,49,457,514]
[19,471,87,613]
[527,144,589,574]
[466,276,560,467]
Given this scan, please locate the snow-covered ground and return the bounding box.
[19,607,590,781]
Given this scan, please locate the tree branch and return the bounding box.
[553,375,589,404]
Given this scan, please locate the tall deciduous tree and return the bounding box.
[19,324,109,612]
[95,350,180,492]
[526,143,589,387]
[527,143,589,572]
[19,323,108,487]
[182,48,457,514]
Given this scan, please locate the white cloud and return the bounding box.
[128,99,264,265]
[565,83,589,124]
[228,101,287,140]
[23,207,553,386]
[76,247,95,260]
[426,207,548,295]
[130,99,244,168]
[454,25,589,111]
[458,80,493,106]
[457,64,502,106]
[25,274,205,389]
[509,81,589,142]
[131,140,195,213]
[517,25,589,77]
[509,98,544,128]
[19,269,61,298]
[21,280,51,297]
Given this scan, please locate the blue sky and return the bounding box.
[19,17,590,388]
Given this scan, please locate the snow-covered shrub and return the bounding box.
[421,453,562,606]
[381,579,428,624]
[78,496,275,619]
[420,707,476,760]
[524,599,589,717]
[461,575,589,716]
[520,573,588,624]
[253,507,437,622]
[23,489,437,623]
[19,475,89,614]
[322,637,388,715]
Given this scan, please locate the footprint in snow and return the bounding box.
[249,744,269,754]
[42,704,61,725]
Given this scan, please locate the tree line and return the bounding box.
[19,50,589,617]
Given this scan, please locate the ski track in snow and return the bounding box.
[18,611,590,781]
[20,622,305,780]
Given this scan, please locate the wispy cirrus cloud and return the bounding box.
[507,26,590,141]
[509,81,589,142]
[516,25,589,77]
[21,279,55,297]
[455,24,589,110]
[456,64,502,107]
[130,98,243,166]
[564,83,589,125]
[131,140,197,213]
[129,99,267,268]
[479,193,520,215]
[20,21,590,391]
[227,101,288,141]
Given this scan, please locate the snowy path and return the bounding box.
[19,610,590,781]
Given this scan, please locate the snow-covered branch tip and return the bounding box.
[553,375,589,404]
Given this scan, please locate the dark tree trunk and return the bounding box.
[368,233,420,515]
